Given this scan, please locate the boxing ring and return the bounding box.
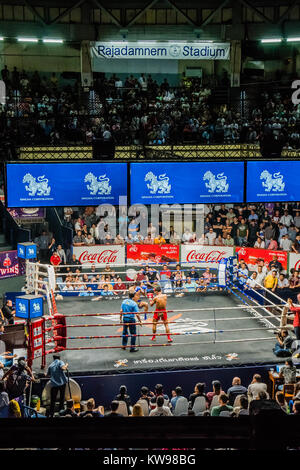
[23,257,294,374]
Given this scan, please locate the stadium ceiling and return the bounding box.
[0,0,300,41]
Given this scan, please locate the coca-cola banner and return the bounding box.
[0,250,23,279]
[235,246,288,271]
[72,245,125,266]
[181,245,234,268]
[127,244,180,265]
[288,253,300,272]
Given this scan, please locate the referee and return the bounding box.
[120,290,142,352]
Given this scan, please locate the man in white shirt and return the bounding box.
[255,265,266,287]
[205,228,216,245]
[246,271,259,289]
[280,210,294,227]
[280,234,292,251]
[182,228,193,243]
[149,396,173,416]
[277,273,289,289]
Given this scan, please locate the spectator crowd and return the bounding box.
[0,66,299,150]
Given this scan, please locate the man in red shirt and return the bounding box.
[114,277,127,294]
[287,298,300,341]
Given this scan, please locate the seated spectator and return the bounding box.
[79,398,104,418]
[292,400,300,414]
[227,377,248,406]
[197,277,207,292]
[188,382,209,409]
[170,386,186,412]
[154,234,166,245]
[248,374,268,401]
[210,393,233,416]
[105,401,124,417]
[224,234,234,246]
[278,359,297,386]
[205,228,216,246]
[276,392,288,413]
[183,277,198,293]
[8,399,21,418]
[188,266,199,281]
[150,384,170,410]
[182,228,194,243]
[254,237,265,249]
[84,233,95,245]
[203,267,213,285]
[273,329,293,357]
[277,273,289,289]
[289,271,300,289]
[0,380,9,414]
[207,380,223,406]
[149,396,173,416]
[115,385,131,415]
[249,391,282,415]
[236,395,249,416]
[73,230,85,246]
[59,399,78,418]
[280,234,293,252]
[113,277,127,293]
[214,234,224,246]
[268,237,278,250]
[269,255,283,272]
[130,404,144,417]
[246,271,259,290]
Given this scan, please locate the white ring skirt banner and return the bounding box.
[91,41,230,60]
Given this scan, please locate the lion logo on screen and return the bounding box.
[145,172,171,194]
[22,174,51,197]
[260,170,285,192]
[84,172,112,195]
[203,171,229,193]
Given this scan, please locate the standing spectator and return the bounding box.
[237,219,248,246]
[1,300,15,325]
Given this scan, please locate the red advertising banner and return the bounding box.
[235,246,288,271]
[127,244,180,265]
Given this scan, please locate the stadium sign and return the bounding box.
[72,245,125,267]
[92,42,230,60]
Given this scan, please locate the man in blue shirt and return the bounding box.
[120,290,142,352]
[47,354,68,417]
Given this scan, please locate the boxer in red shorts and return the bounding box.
[149,286,173,342]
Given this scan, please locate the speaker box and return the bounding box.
[93,138,115,160]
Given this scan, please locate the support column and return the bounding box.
[230,39,242,87]
[80,39,93,88]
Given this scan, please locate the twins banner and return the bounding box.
[72,245,125,266]
[6,163,127,207]
[247,161,300,202]
[92,41,230,60]
[127,244,180,265]
[181,245,234,268]
[235,246,288,271]
[7,207,45,222]
[0,251,23,279]
[130,162,244,204]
